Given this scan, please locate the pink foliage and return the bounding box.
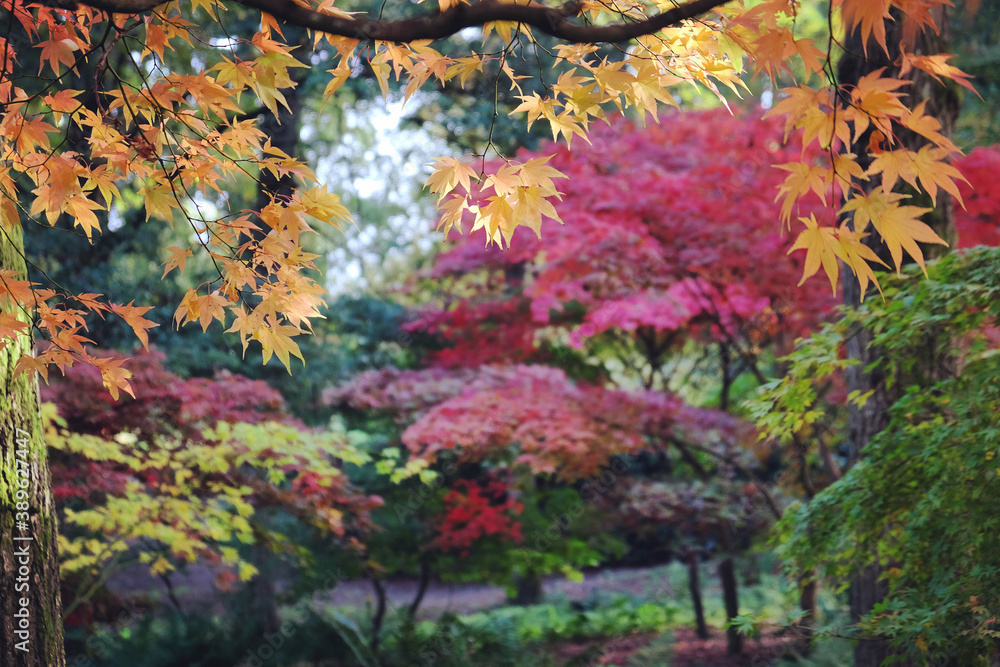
[956,146,1000,248]
[330,364,751,481]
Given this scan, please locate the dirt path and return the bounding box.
[107,563,677,618]
[321,565,676,618]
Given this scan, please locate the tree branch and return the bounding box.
[81,0,732,45]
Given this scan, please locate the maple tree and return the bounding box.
[0,0,979,662]
[39,348,380,629]
[381,109,830,650]
[328,365,639,601]
[396,117,1000,653]
[408,109,838,376]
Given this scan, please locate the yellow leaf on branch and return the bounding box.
[840,190,946,274]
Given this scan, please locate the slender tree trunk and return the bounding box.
[249,543,281,636]
[0,224,65,666]
[370,576,387,656]
[717,522,741,655]
[407,560,431,618]
[718,557,741,654]
[797,572,817,656]
[837,8,959,667]
[244,27,308,636]
[687,552,709,640]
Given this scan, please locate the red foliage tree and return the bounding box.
[409,109,840,376]
[431,477,524,556]
[956,146,1000,248]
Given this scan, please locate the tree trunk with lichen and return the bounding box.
[0,223,65,666]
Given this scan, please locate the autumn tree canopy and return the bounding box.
[0,0,976,397]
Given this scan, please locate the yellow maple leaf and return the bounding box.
[519,156,567,195]
[510,93,555,131]
[252,320,304,372]
[370,57,392,99]
[161,246,193,278]
[93,357,135,400]
[831,153,869,198]
[903,101,959,154]
[906,145,967,208]
[774,162,830,224]
[836,225,886,298]
[485,163,521,197]
[788,214,841,294]
[140,182,177,223]
[868,146,966,207]
[850,69,909,140]
[473,194,514,245]
[436,194,468,237]
[425,157,479,201]
[193,292,228,332]
[299,185,352,227]
[446,56,484,89]
[65,195,104,241]
[512,186,562,238]
[840,190,946,273]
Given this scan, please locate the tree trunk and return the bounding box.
[510,570,544,606]
[408,560,431,618]
[687,553,709,640]
[837,8,959,667]
[249,543,281,636]
[718,523,741,655]
[0,223,65,666]
[797,572,818,656]
[370,576,387,656]
[718,557,741,654]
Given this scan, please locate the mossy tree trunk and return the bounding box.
[0,223,65,665]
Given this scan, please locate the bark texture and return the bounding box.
[0,223,65,666]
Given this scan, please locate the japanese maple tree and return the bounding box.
[409,108,839,381]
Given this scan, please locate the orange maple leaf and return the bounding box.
[835,0,892,56]
[899,51,979,97]
[109,302,159,350]
[93,356,136,400]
